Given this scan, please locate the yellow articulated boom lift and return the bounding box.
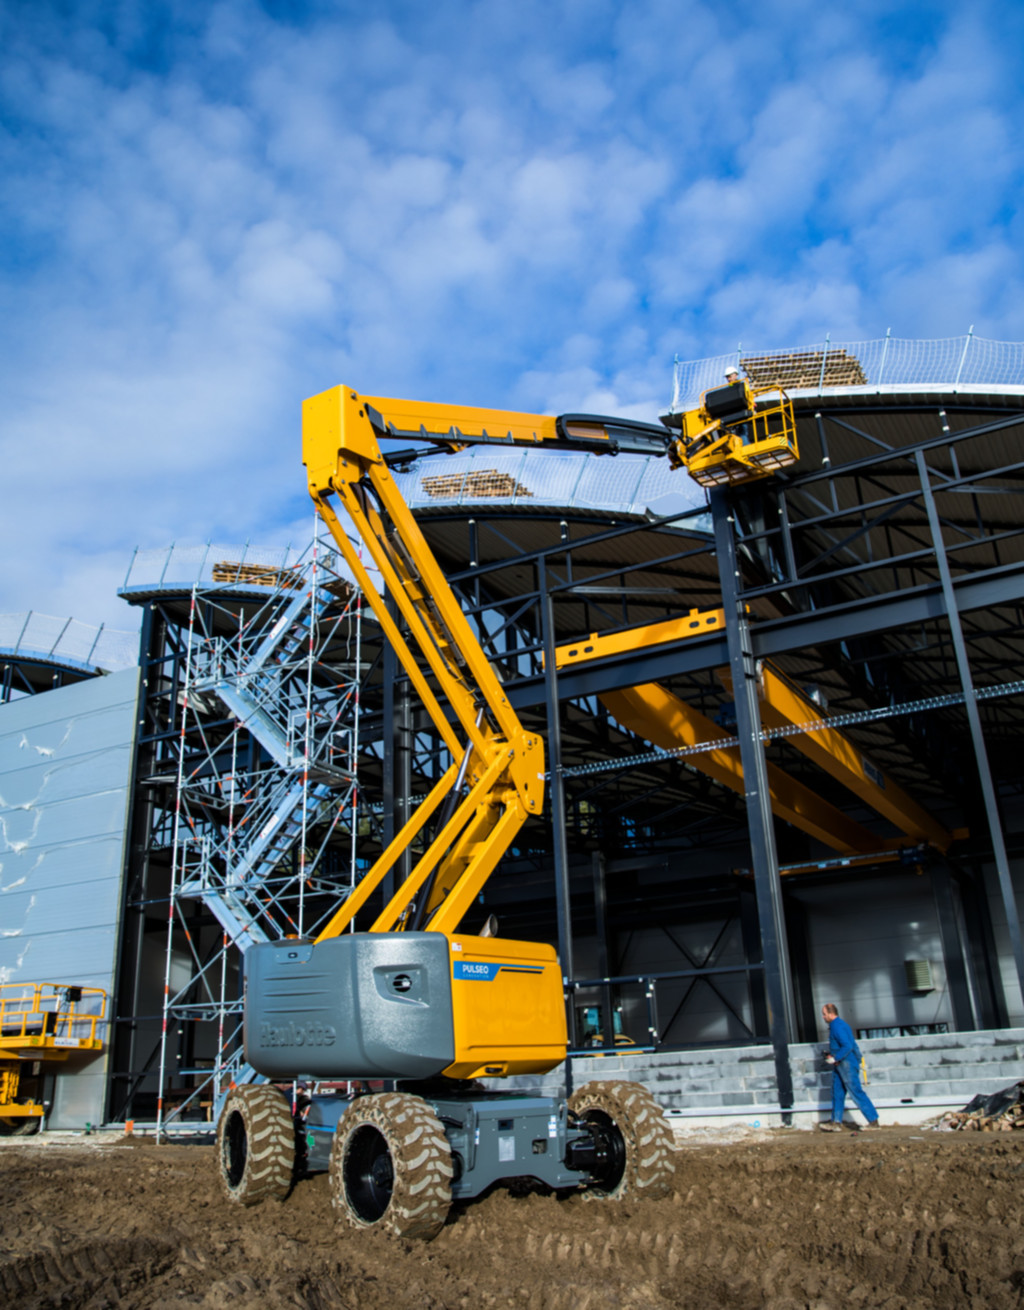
[0,983,107,1134]
[217,381,787,1238]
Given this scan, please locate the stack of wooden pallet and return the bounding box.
[941,1082,1024,1131]
[741,348,867,390]
[212,561,302,589]
[421,469,533,500]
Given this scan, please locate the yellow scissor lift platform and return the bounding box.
[0,983,106,1133]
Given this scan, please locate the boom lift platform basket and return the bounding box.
[675,379,798,487]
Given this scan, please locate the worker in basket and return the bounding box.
[685,366,749,458]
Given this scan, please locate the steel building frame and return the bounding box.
[404,391,1024,1105]
[106,389,1024,1122]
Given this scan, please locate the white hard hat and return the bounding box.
[725,366,739,377]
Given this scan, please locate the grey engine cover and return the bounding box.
[243,932,455,1080]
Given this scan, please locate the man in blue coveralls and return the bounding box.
[819,1002,880,1132]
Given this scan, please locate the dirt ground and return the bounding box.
[2,1123,1024,1310]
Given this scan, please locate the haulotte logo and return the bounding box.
[259,1019,337,1048]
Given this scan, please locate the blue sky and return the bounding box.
[1,0,1022,629]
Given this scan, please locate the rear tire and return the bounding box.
[568,1079,675,1200]
[330,1092,452,1240]
[217,1084,296,1205]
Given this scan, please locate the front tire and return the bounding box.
[330,1092,452,1240]
[217,1084,296,1205]
[568,1079,675,1200]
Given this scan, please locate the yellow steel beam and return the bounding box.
[601,683,887,855]
[719,665,953,852]
[551,608,726,670]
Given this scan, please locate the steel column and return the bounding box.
[783,893,820,1043]
[538,559,576,1051]
[712,490,795,1113]
[737,882,770,1039]
[916,450,1024,1009]
[929,864,976,1031]
[381,601,413,902]
[108,603,158,1121]
[591,851,616,1052]
[958,862,1010,1029]
[382,638,396,896]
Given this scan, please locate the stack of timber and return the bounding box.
[941,1081,1024,1132]
[211,561,352,600]
[212,561,303,589]
[741,348,867,390]
[421,469,533,500]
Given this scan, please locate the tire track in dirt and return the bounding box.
[0,1237,178,1308]
[1,1129,1023,1308]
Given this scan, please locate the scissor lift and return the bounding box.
[0,983,106,1134]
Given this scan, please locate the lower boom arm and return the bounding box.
[303,385,546,940]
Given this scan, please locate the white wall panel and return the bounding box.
[0,668,140,1127]
[796,876,953,1035]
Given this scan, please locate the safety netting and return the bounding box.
[672,334,1024,411]
[393,449,709,523]
[0,612,139,672]
[120,542,309,596]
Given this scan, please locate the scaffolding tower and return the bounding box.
[146,538,367,1130]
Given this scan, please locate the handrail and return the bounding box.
[0,983,107,1049]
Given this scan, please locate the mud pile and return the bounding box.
[2,1125,1023,1308]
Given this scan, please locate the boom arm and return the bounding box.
[302,381,800,939]
[304,386,672,941]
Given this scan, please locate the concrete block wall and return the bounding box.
[493,1027,1024,1128]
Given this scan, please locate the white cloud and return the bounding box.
[0,0,1021,630]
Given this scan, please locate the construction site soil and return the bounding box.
[2,1124,1023,1309]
